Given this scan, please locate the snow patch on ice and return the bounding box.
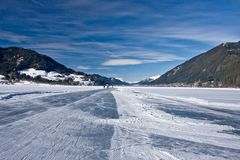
[157,94,240,110]
[111,88,240,159]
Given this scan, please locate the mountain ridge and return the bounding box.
[0,46,128,86]
[151,41,240,87]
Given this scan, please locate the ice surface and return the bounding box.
[0,85,239,160]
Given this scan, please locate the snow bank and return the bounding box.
[0,83,102,93]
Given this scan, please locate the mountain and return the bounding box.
[151,41,240,87]
[0,47,75,75]
[0,47,128,85]
[137,75,160,85]
[91,74,129,86]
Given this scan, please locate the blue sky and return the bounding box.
[0,0,240,82]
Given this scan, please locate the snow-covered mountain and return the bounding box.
[137,75,160,85]
[148,75,161,81]
[0,47,128,86]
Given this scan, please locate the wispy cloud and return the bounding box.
[77,65,90,70]
[102,59,142,66]
[0,31,29,43]
[107,49,184,64]
[1,0,240,81]
[159,25,240,44]
[31,0,44,7]
[102,51,183,66]
[27,42,77,51]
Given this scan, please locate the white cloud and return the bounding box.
[95,67,112,70]
[31,0,44,6]
[77,65,90,70]
[102,51,183,66]
[142,53,184,63]
[160,26,240,44]
[102,59,142,66]
[0,31,29,43]
[28,42,77,51]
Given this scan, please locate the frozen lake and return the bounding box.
[0,84,239,160]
